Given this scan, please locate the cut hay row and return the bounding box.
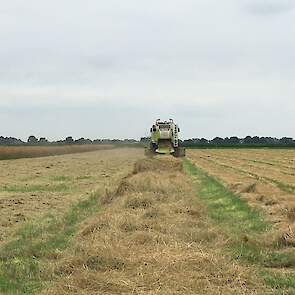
[204,149,295,169]
[0,145,114,160]
[200,150,295,176]
[200,153,295,186]
[194,150,295,175]
[40,157,267,295]
[183,160,295,292]
[213,153,295,171]
[187,150,295,196]
[198,155,295,194]
[187,150,295,266]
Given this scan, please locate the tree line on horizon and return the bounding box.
[180,136,295,147]
[0,136,138,146]
[1,135,295,147]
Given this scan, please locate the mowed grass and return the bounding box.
[183,159,268,234]
[1,152,294,294]
[202,155,295,195]
[0,148,143,294]
[183,159,295,292]
[0,192,101,294]
[51,176,73,182]
[40,156,269,295]
[52,175,93,182]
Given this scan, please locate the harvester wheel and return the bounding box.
[172,147,186,158]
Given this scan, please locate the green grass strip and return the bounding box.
[259,271,295,290]
[0,192,101,294]
[183,159,268,234]
[51,176,73,182]
[183,159,295,291]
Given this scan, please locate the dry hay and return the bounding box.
[0,144,114,161]
[239,182,258,194]
[42,156,267,295]
[0,148,143,243]
[187,149,295,239]
[133,156,183,174]
[276,226,295,247]
[101,157,188,205]
[287,207,295,222]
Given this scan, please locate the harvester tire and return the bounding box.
[172,147,186,158]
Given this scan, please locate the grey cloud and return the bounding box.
[244,0,295,15]
[1,98,294,141]
[0,0,294,139]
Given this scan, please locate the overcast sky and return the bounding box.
[0,0,294,140]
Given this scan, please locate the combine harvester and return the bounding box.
[145,119,185,157]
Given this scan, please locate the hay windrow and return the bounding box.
[100,157,191,205]
[133,157,183,174]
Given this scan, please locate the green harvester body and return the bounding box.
[146,119,185,157]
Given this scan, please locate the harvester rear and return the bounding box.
[145,119,185,157]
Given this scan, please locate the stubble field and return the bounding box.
[0,147,294,294]
[0,148,141,242]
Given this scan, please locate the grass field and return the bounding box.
[0,148,294,294]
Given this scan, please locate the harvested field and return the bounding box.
[187,149,295,231]
[1,148,294,294]
[188,149,295,276]
[41,156,268,295]
[0,145,113,160]
[0,148,142,242]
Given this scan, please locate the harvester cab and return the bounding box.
[146,119,185,157]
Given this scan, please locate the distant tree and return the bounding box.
[200,138,209,145]
[27,135,38,145]
[123,139,137,143]
[228,136,240,145]
[252,136,261,144]
[262,137,279,145]
[39,137,48,144]
[75,138,92,145]
[243,136,253,145]
[93,139,102,144]
[65,136,74,144]
[0,136,24,145]
[279,137,293,145]
[210,137,224,145]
